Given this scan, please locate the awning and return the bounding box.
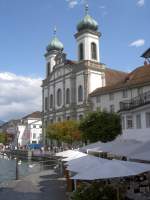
[67,155,107,173]
[71,159,150,180]
[56,150,87,161]
[90,139,142,157]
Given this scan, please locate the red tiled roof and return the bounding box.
[90,64,150,96]
[105,68,127,85]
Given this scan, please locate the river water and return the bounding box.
[0,156,46,183]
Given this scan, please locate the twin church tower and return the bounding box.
[42,4,106,133]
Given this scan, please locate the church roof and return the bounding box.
[77,4,98,32]
[47,36,64,52]
[90,64,150,96]
[77,14,98,32]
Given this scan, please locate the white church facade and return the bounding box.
[42,5,126,133]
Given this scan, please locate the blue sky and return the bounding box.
[0,0,149,77]
[0,0,149,121]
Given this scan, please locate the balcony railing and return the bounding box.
[120,91,150,111]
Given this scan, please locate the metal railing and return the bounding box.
[120,91,150,111]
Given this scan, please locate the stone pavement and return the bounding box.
[0,170,67,200]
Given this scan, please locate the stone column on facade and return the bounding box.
[63,67,66,120]
[53,73,56,122]
[70,72,77,120]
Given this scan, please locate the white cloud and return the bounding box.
[0,72,42,121]
[66,0,78,8]
[137,0,145,7]
[129,39,145,47]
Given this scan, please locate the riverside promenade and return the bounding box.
[0,169,66,200]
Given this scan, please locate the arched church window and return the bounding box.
[47,62,50,76]
[91,42,97,60]
[78,85,83,102]
[45,97,48,110]
[79,115,83,120]
[50,94,53,108]
[57,89,62,106]
[66,88,70,105]
[79,43,84,60]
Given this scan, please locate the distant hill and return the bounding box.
[0,120,4,126]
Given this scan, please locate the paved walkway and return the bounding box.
[0,170,67,200]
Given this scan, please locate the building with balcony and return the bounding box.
[119,91,150,142]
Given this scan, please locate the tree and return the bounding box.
[0,132,6,144]
[71,182,124,200]
[79,111,121,143]
[46,120,81,145]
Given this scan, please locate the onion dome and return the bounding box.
[77,4,98,32]
[47,28,64,52]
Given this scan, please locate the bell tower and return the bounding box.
[75,4,101,62]
[45,28,64,77]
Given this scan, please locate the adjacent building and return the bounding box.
[0,111,42,147]
[18,111,42,147]
[90,50,150,142]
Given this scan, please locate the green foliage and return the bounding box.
[71,182,122,200]
[46,120,81,144]
[79,111,121,143]
[0,132,6,144]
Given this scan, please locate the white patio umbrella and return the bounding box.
[88,139,143,157]
[131,151,150,161]
[62,151,87,161]
[67,155,107,172]
[56,150,77,157]
[79,141,103,153]
[71,159,150,180]
[56,150,87,161]
[128,141,150,161]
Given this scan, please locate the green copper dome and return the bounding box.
[47,36,64,52]
[77,14,98,32]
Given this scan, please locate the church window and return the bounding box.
[57,89,62,106]
[79,43,84,60]
[47,62,50,76]
[78,85,83,102]
[66,88,70,105]
[79,115,83,120]
[91,42,97,60]
[58,117,61,122]
[50,119,53,124]
[66,116,70,120]
[45,97,48,110]
[50,94,53,108]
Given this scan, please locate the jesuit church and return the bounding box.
[42,5,127,134]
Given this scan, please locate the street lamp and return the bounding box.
[15,129,19,180]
